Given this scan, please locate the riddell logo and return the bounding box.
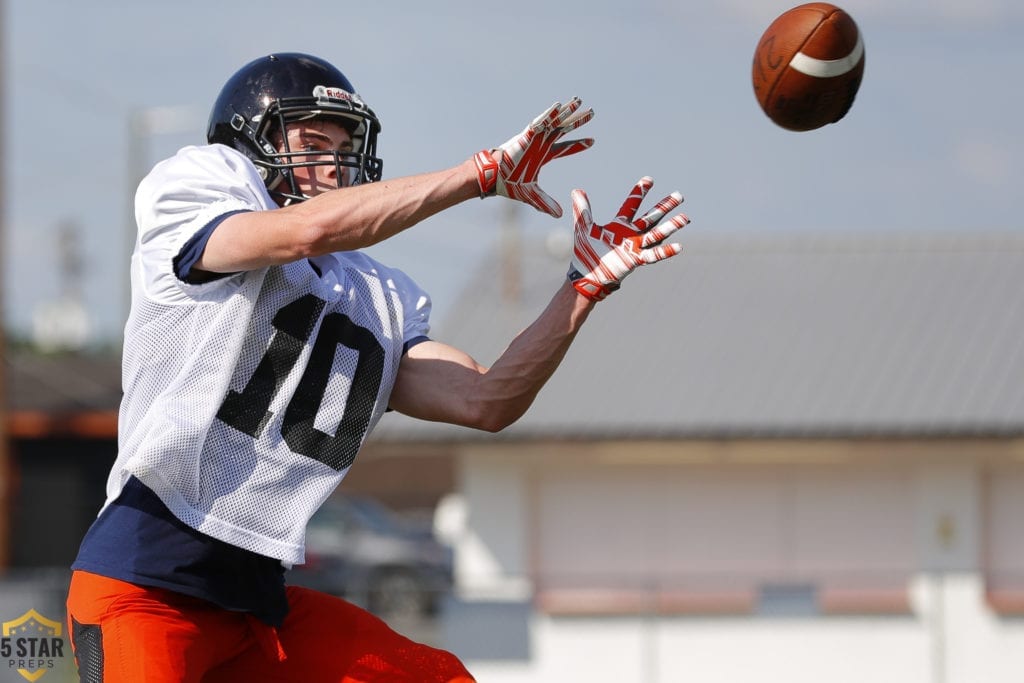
[1,610,65,682]
[313,85,363,106]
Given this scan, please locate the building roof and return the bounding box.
[371,230,1024,442]
[4,349,122,438]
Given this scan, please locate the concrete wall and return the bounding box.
[445,438,1024,683]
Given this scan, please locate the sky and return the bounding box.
[3,0,1023,346]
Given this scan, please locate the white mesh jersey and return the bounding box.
[107,143,431,565]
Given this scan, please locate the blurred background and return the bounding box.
[1,0,1023,681]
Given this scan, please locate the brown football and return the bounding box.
[752,3,865,131]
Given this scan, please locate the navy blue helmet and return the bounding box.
[207,53,382,202]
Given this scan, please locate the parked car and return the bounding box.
[288,495,454,620]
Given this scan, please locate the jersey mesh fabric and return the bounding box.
[105,144,432,565]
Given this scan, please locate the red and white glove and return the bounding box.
[568,176,688,302]
[473,98,594,218]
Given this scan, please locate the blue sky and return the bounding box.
[4,0,1023,344]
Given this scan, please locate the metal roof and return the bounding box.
[371,230,1024,441]
[6,349,122,414]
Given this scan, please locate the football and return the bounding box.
[752,3,865,131]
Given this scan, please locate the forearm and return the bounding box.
[467,281,595,431]
[296,158,480,251]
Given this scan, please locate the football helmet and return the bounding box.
[207,53,382,203]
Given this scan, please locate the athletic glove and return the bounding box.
[568,176,688,302]
[473,98,594,218]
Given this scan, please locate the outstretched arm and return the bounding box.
[390,177,689,431]
[196,99,594,274]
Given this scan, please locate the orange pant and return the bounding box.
[66,570,474,683]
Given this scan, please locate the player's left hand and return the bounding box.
[568,176,688,302]
[473,98,594,218]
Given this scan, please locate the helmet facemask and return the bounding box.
[253,92,382,204]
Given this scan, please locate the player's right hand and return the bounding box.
[568,176,688,302]
[473,98,594,218]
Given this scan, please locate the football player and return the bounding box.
[65,52,688,682]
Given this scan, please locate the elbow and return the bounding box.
[444,367,535,433]
[466,402,526,434]
[475,418,514,434]
[476,418,511,434]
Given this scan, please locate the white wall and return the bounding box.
[447,442,1024,683]
[470,614,930,683]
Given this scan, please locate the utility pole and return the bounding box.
[499,200,522,309]
[0,0,11,570]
